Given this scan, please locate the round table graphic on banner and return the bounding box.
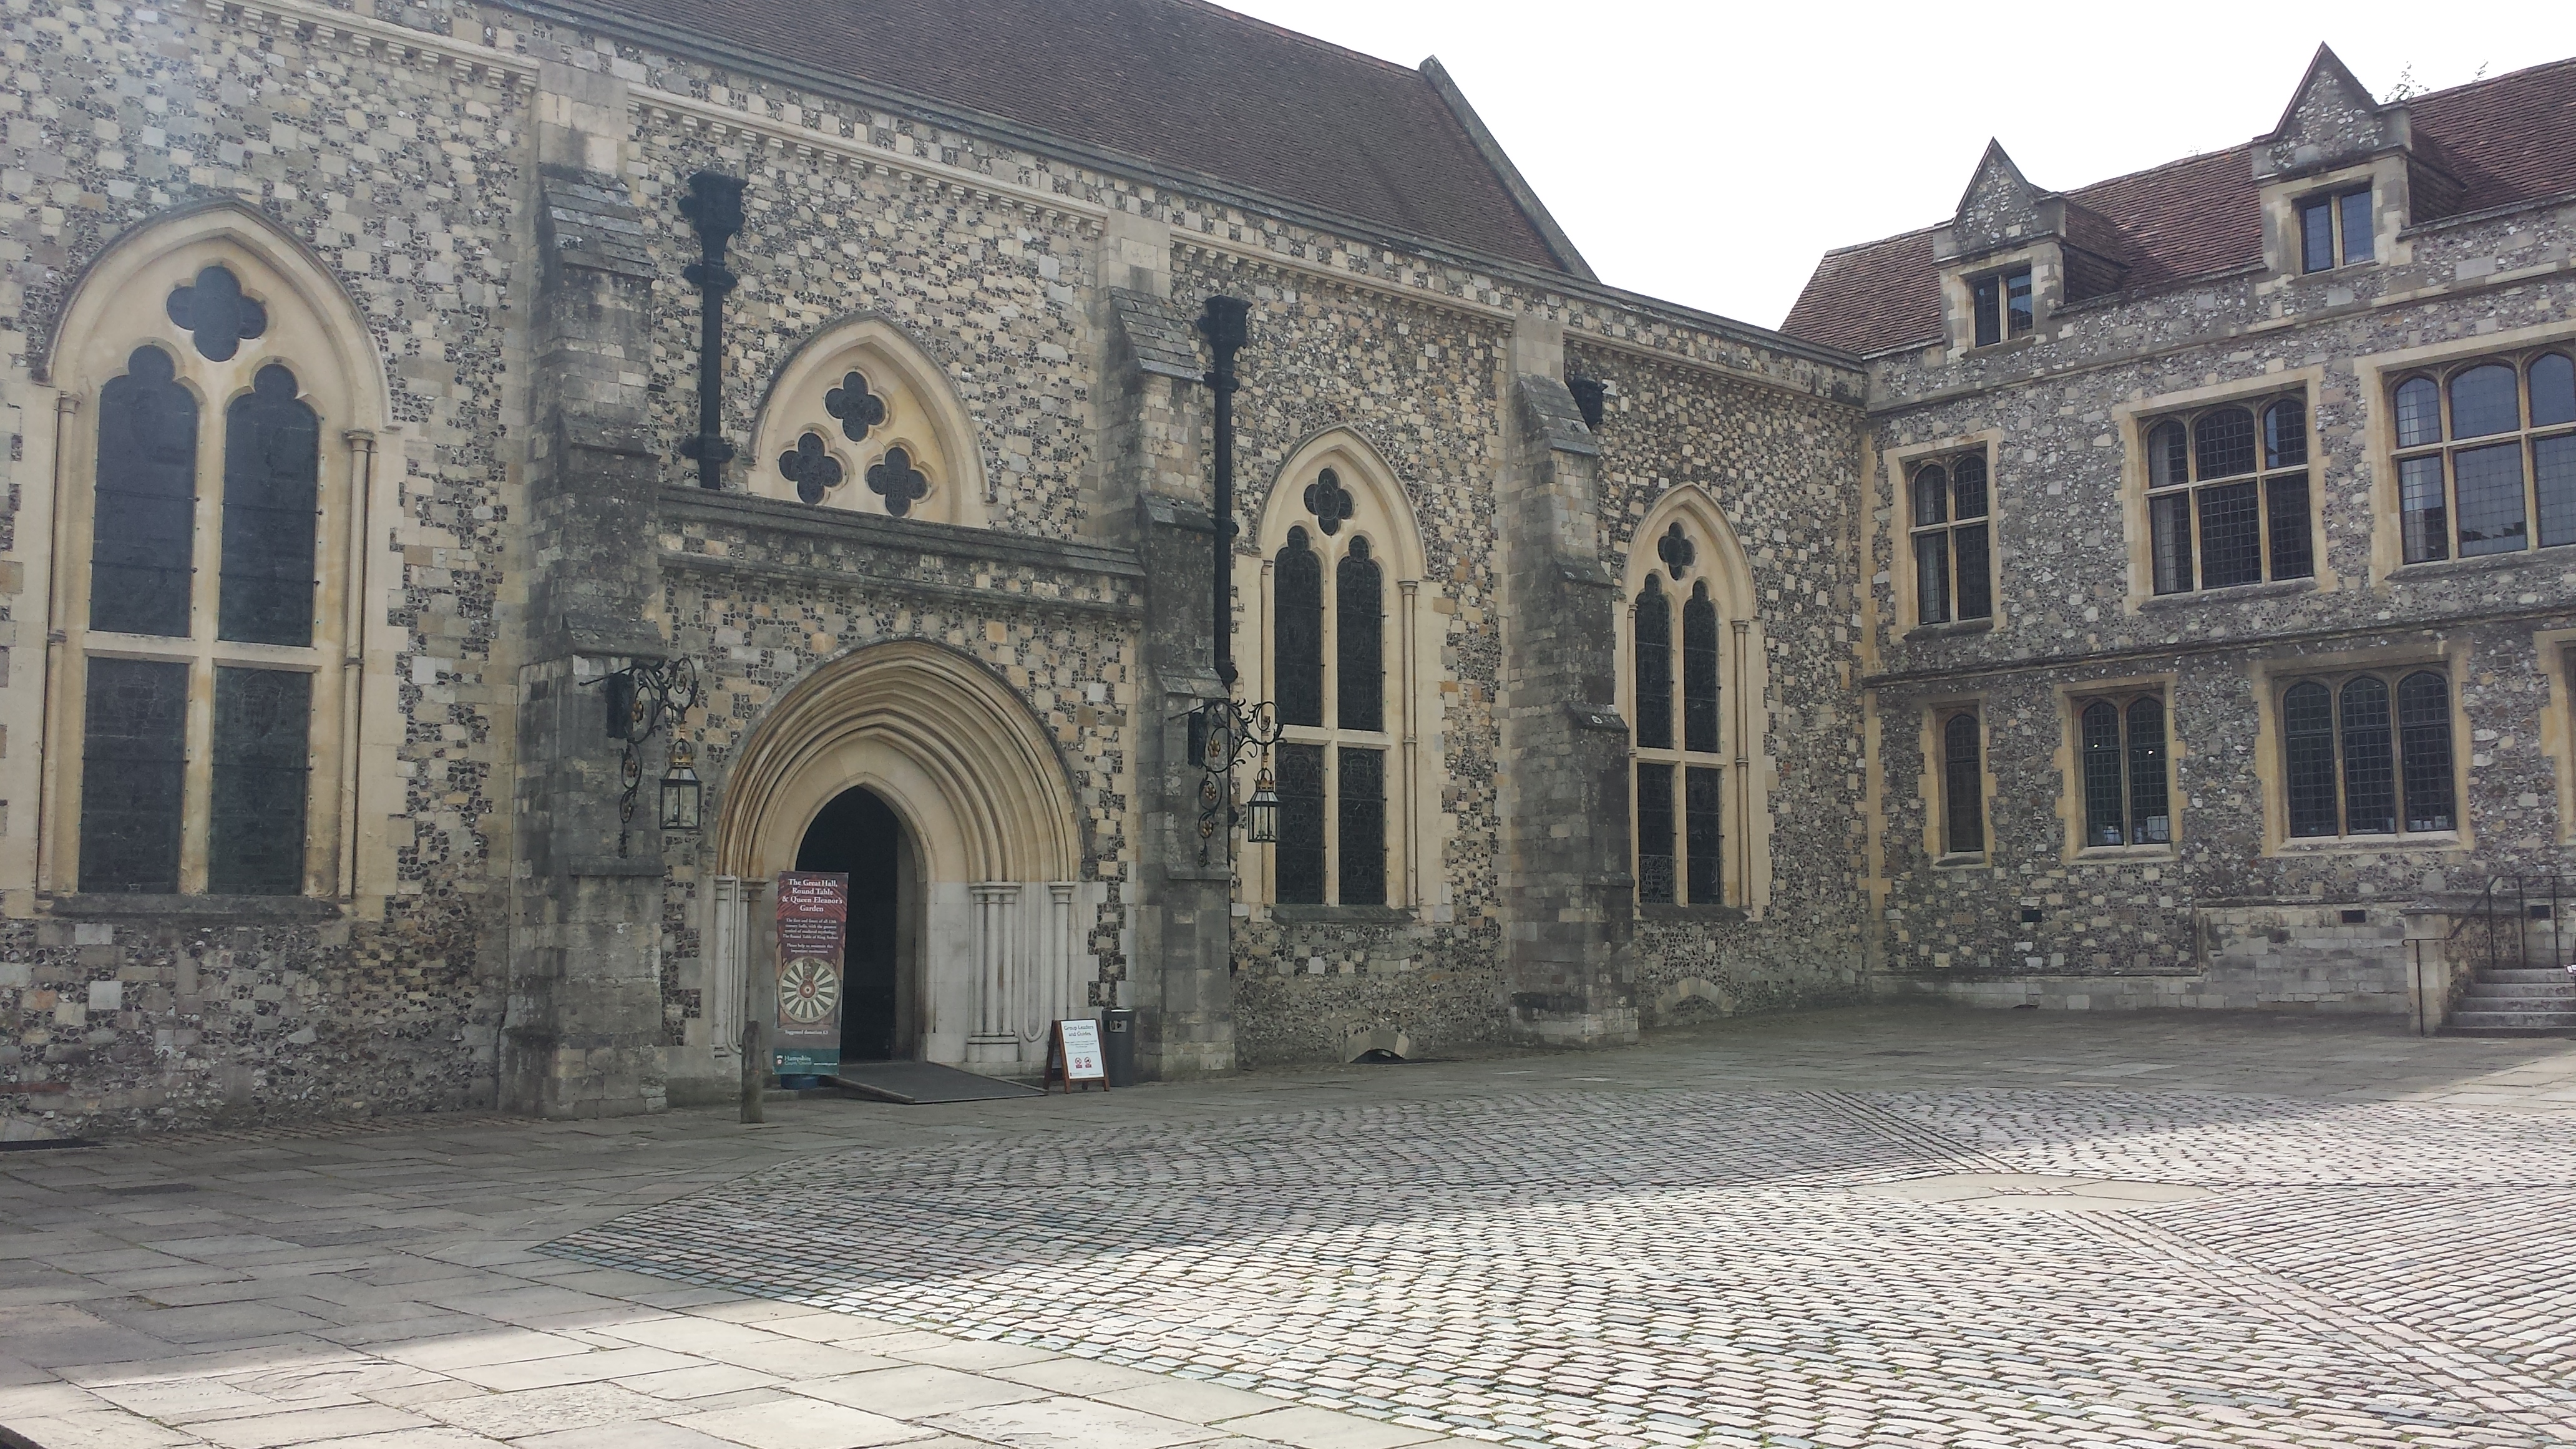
[779,955,841,1023]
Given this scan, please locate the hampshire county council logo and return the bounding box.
[779,957,841,1023]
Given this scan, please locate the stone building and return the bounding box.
[2,0,2568,1138]
[1785,47,2576,1020]
[1,0,1866,1132]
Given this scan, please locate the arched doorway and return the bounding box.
[794,786,917,1063]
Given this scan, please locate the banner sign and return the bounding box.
[774,871,847,1077]
[1046,1018,1107,1091]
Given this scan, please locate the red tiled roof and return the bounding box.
[564,0,1573,272]
[1782,54,2576,355]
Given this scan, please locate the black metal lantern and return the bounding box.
[660,738,703,832]
[1244,764,1279,845]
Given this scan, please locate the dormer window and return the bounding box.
[1972,266,2034,347]
[2298,187,2374,272]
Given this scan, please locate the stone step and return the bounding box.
[2476,967,2576,985]
[2444,1009,2576,1035]
[2465,981,2576,1000]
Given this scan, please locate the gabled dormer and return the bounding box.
[2252,45,2459,283]
[1931,142,2130,355]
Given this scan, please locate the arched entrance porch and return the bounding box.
[708,642,1095,1075]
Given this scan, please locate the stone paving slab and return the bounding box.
[4,1007,2575,1449]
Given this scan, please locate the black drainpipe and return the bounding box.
[678,170,746,490]
[1198,295,1249,686]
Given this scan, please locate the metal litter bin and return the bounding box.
[1100,1007,1138,1087]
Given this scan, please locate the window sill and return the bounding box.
[1933,852,1989,871]
[44,894,345,923]
[2072,844,2176,864]
[1266,904,1415,926]
[1961,334,2041,358]
[1905,617,1995,641]
[1637,902,1748,924]
[2389,548,2565,582]
[2137,577,2318,610]
[2273,832,2467,855]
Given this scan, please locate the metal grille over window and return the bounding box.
[208,667,311,895]
[1632,576,1672,751]
[1273,742,1326,904]
[1682,583,1719,753]
[1909,454,1991,623]
[1274,528,1323,728]
[2145,397,2313,594]
[2392,351,2576,563]
[1636,762,1675,904]
[91,346,197,638]
[1942,712,1983,857]
[218,364,320,646]
[79,658,190,893]
[1337,747,1386,905]
[2281,670,2455,839]
[1335,538,1382,733]
[2078,695,2170,848]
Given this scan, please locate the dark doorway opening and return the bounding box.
[796,786,911,1062]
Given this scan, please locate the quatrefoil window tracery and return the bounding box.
[867,446,930,517]
[825,370,887,441]
[1657,522,1696,579]
[166,263,267,362]
[1304,467,1356,535]
[779,431,844,504]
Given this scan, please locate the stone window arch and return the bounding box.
[30,205,394,901]
[1617,487,1771,914]
[1235,431,1440,911]
[749,315,990,527]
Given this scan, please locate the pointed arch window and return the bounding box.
[1631,539,1728,905]
[2144,395,2313,593]
[1941,710,1986,858]
[1262,484,1397,908]
[2280,668,2456,839]
[2077,693,2170,849]
[2391,349,2576,563]
[54,252,362,899]
[1908,452,1991,625]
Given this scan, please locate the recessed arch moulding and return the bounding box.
[695,642,1103,1076]
[747,315,990,527]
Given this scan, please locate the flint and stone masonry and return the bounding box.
[1,0,2567,1135]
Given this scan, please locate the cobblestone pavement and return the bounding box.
[7,1008,2576,1449]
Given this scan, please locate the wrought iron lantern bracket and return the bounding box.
[590,656,705,857]
[1186,695,1281,866]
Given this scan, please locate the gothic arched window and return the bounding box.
[1629,522,1730,905]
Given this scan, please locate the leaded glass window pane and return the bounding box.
[2127,698,2170,845]
[208,667,310,895]
[1274,529,1322,728]
[2004,268,2033,338]
[1913,532,1951,624]
[2149,421,2190,489]
[2194,407,2257,480]
[2338,189,2374,264]
[2300,197,2335,273]
[1950,455,1988,519]
[1335,537,1382,733]
[2396,672,2455,833]
[2395,377,2443,448]
[1336,746,1385,906]
[2536,435,2576,550]
[219,364,320,646]
[1274,742,1325,904]
[1684,766,1722,905]
[92,345,197,638]
[2339,676,2396,836]
[1952,522,1992,620]
[2453,442,2527,555]
[2197,480,2263,588]
[2399,455,2449,563]
[1632,578,1671,751]
[2451,364,2520,439]
[1942,713,1982,856]
[1682,586,1719,754]
[2532,354,2576,428]
[1636,762,1674,904]
[1911,465,1948,527]
[2266,474,2314,580]
[79,658,188,893]
[2264,400,2307,469]
[2080,701,2125,847]
[2149,493,2193,594]
[2283,681,2339,839]
[1972,276,2001,348]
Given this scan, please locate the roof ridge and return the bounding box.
[1127,0,1428,81]
[2403,49,2576,108]
[1813,222,1940,261]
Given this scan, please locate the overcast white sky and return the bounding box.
[1219,0,2574,333]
